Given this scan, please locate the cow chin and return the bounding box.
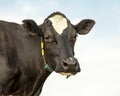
[59,72,77,76]
[59,72,77,78]
[55,66,79,78]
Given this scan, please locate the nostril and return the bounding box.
[75,63,78,67]
[63,62,68,67]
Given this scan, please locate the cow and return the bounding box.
[0,12,95,96]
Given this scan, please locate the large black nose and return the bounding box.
[62,57,81,72]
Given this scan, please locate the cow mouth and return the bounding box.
[59,72,77,78]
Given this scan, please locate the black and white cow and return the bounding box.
[0,12,95,96]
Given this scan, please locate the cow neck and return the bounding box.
[30,69,51,95]
[41,37,53,72]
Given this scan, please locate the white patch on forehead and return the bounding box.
[49,15,68,35]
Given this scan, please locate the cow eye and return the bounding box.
[44,35,53,43]
[70,34,77,42]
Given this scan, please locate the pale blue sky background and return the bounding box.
[0,0,120,96]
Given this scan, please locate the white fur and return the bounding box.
[60,72,73,76]
[49,15,68,35]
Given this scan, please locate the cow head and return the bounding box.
[22,12,95,78]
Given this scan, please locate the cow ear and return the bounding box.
[22,19,41,36]
[74,19,95,35]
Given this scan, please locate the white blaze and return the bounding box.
[49,15,68,35]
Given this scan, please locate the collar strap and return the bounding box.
[44,64,54,72]
[41,38,53,72]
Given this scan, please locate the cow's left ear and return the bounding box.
[74,19,95,35]
[22,19,42,36]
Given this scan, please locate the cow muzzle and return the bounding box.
[62,57,81,72]
[56,57,81,78]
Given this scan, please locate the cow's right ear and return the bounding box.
[22,19,42,36]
